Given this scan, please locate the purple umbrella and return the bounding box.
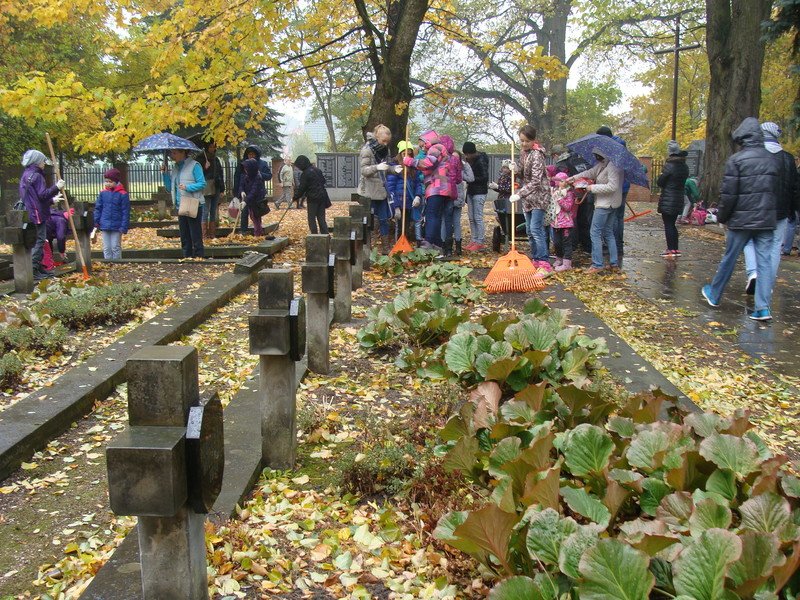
[132,132,201,153]
[567,134,649,188]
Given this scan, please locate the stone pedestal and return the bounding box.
[73,202,93,272]
[154,187,172,219]
[5,210,35,293]
[301,235,332,375]
[332,217,353,323]
[249,269,305,469]
[356,196,373,270]
[349,205,366,291]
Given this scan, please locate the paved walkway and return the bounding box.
[619,212,800,378]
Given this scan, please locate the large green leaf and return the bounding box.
[558,525,601,579]
[488,437,522,478]
[627,429,671,472]
[685,413,724,438]
[487,575,557,600]
[706,469,737,503]
[673,528,743,600]
[561,347,591,387]
[433,511,485,557]
[699,434,761,479]
[782,474,800,498]
[524,508,579,566]
[560,486,611,528]
[440,414,471,442]
[522,463,561,510]
[562,423,614,477]
[728,532,782,594]
[657,492,694,527]
[453,504,520,573]
[487,356,524,382]
[607,416,637,439]
[577,539,655,600]
[521,319,557,352]
[445,332,478,374]
[443,435,480,474]
[640,478,672,517]
[689,498,733,535]
[738,493,792,537]
[515,382,547,411]
[500,399,537,424]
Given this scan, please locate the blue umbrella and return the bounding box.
[566,134,649,188]
[132,132,201,153]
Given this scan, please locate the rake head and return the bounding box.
[389,234,414,255]
[483,248,547,294]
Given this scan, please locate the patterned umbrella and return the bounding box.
[566,133,649,188]
[132,132,201,153]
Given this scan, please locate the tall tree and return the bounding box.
[702,0,772,205]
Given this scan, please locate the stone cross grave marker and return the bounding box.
[72,201,93,271]
[249,269,306,469]
[301,235,334,374]
[331,216,353,323]
[4,209,36,293]
[105,346,224,600]
[348,204,366,290]
[352,193,374,270]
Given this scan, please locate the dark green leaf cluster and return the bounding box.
[369,248,440,276]
[434,383,800,600]
[0,353,23,390]
[407,262,486,304]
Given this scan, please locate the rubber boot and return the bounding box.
[439,238,453,259]
[555,259,572,272]
[201,222,208,239]
[209,222,217,239]
[455,240,462,256]
[381,234,391,255]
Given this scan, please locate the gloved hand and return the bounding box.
[394,208,401,220]
[393,165,403,174]
[403,156,415,167]
[52,193,64,205]
[509,194,521,204]
[376,162,390,171]
[241,192,246,201]
[488,182,499,190]
[56,179,66,190]
[412,196,421,208]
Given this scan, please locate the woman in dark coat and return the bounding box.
[657,141,690,257]
[293,155,330,234]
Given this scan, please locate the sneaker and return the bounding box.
[660,250,674,258]
[607,265,621,273]
[745,274,757,295]
[536,260,553,272]
[472,243,486,251]
[465,242,480,251]
[701,285,719,307]
[671,249,682,257]
[748,309,772,321]
[585,266,605,274]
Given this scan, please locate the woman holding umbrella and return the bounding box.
[162,147,206,258]
[566,147,624,272]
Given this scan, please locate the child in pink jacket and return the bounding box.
[551,172,579,271]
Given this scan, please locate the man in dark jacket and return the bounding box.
[741,121,800,293]
[702,118,781,321]
[462,142,489,250]
[233,145,272,234]
[293,155,329,234]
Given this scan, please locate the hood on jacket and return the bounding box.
[243,158,261,178]
[244,145,262,159]
[22,150,50,167]
[419,130,441,150]
[440,135,455,154]
[591,147,609,162]
[732,118,764,147]
[294,155,312,171]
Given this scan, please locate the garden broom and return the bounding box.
[46,133,90,280]
[483,141,546,294]
[390,123,414,255]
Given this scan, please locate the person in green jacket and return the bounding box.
[680,176,700,224]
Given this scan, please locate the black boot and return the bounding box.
[455,239,462,256]
[443,238,453,257]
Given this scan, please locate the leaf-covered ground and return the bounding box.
[3,202,799,599]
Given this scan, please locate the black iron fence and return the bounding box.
[650,159,664,194]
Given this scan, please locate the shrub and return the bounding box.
[407,263,486,304]
[0,353,23,389]
[335,440,421,497]
[434,384,800,599]
[0,323,68,355]
[369,248,439,275]
[33,280,169,329]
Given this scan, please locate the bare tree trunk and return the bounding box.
[702,0,772,206]
[361,0,429,148]
[541,0,570,144]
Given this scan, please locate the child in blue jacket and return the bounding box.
[93,168,130,260]
[385,142,424,245]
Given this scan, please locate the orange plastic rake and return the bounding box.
[46,133,90,280]
[624,200,652,222]
[483,141,546,294]
[390,123,414,255]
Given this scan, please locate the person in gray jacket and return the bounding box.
[358,124,399,254]
[702,118,781,321]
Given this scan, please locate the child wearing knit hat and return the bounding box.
[93,168,130,260]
